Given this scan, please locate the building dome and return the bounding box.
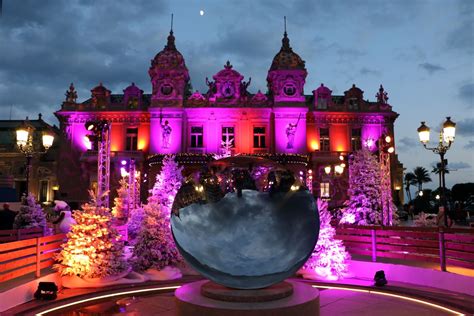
[149,31,188,72]
[269,32,306,71]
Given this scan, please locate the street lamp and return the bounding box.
[417,117,456,228]
[16,119,55,195]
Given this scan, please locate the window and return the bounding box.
[126,128,138,151]
[222,127,235,147]
[348,98,359,110]
[320,182,330,198]
[39,180,48,202]
[253,127,266,148]
[190,126,204,148]
[351,128,362,151]
[317,96,328,109]
[319,128,330,151]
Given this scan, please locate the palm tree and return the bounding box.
[413,166,432,192]
[432,163,449,190]
[404,172,416,202]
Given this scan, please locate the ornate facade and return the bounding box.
[55,29,403,206]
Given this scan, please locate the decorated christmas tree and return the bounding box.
[131,195,181,271]
[131,155,183,271]
[14,193,48,232]
[151,155,184,217]
[112,178,130,220]
[340,148,382,225]
[127,205,144,241]
[213,139,233,160]
[54,194,127,279]
[301,199,350,280]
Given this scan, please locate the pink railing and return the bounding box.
[0,227,44,243]
[0,234,66,283]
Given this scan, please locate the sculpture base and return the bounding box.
[201,281,293,302]
[175,280,320,316]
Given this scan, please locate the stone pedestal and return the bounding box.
[175,280,320,316]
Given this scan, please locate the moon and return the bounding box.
[199,10,204,16]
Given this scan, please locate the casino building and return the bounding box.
[55,28,403,207]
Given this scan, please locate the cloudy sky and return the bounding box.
[0,0,472,187]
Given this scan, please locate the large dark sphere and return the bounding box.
[171,188,319,289]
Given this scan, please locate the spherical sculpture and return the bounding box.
[171,157,320,289]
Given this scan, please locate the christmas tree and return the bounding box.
[14,193,48,232]
[213,139,233,160]
[54,194,127,279]
[302,198,350,280]
[127,205,144,241]
[340,148,382,225]
[112,178,130,220]
[151,155,184,217]
[131,195,181,271]
[131,155,183,271]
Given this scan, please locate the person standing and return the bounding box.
[0,203,17,230]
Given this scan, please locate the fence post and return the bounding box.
[371,228,377,262]
[438,228,446,272]
[35,237,41,278]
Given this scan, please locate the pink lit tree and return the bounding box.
[340,148,382,225]
[54,194,127,278]
[131,155,183,271]
[300,198,350,280]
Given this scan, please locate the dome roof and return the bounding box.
[269,32,306,71]
[150,31,187,71]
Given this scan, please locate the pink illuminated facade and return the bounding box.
[55,29,403,206]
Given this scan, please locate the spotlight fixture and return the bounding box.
[34,282,58,300]
[85,121,95,131]
[374,270,387,286]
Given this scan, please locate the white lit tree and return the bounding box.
[151,155,184,217]
[112,178,129,220]
[54,194,127,279]
[213,139,233,160]
[131,194,181,271]
[131,155,183,271]
[301,199,350,280]
[340,148,382,225]
[14,193,48,233]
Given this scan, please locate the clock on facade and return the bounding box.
[221,81,235,98]
[283,82,297,96]
[160,83,174,96]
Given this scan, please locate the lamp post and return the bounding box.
[417,117,456,227]
[16,119,55,195]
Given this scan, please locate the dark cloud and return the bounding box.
[464,140,474,149]
[418,62,445,74]
[458,83,474,107]
[0,0,168,122]
[360,67,380,76]
[446,1,474,54]
[449,162,471,169]
[396,137,418,152]
[456,118,474,136]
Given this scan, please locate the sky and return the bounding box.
[0,0,472,188]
